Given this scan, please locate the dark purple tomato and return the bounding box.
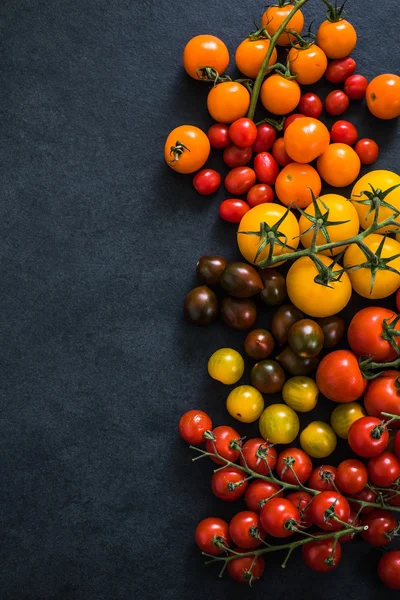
[220,263,264,298]
[221,297,257,330]
[196,255,228,286]
[288,319,324,358]
[251,360,286,394]
[184,286,218,326]
[317,316,346,349]
[276,346,320,376]
[259,270,287,306]
[244,329,275,360]
[271,304,305,345]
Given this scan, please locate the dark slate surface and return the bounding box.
[0,0,399,598]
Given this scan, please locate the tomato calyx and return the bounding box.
[239,210,298,265]
[196,67,232,85]
[370,422,388,440]
[311,252,347,288]
[321,0,348,23]
[255,117,285,131]
[272,59,298,81]
[347,235,400,294]
[385,523,400,542]
[381,316,400,357]
[352,184,400,226]
[169,140,190,164]
[211,535,230,551]
[288,25,316,50]
[297,192,351,249]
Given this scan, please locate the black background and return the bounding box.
[1,0,400,598]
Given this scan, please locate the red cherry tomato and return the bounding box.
[325,90,350,115]
[195,517,230,554]
[361,509,397,546]
[298,93,323,118]
[193,169,221,195]
[276,448,313,485]
[355,138,379,164]
[229,511,266,549]
[395,430,400,458]
[225,167,256,194]
[229,118,258,148]
[223,144,253,167]
[335,459,368,494]
[368,451,400,487]
[308,465,337,492]
[347,307,400,362]
[302,537,342,572]
[283,113,304,131]
[205,425,240,464]
[364,375,400,426]
[207,123,230,148]
[178,409,212,445]
[349,487,377,514]
[325,57,356,83]
[240,438,277,475]
[330,120,358,145]
[247,183,274,207]
[272,138,292,167]
[348,416,389,458]
[310,492,350,531]
[219,198,250,223]
[211,466,249,501]
[260,498,300,538]
[245,480,283,512]
[378,551,400,590]
[252,123,277,153]
[286,491,314,528]
[316,350,366,403]
[227,550,265,584]
[253,152,279,185]
[344,74,368,100]
[341,510,361,543]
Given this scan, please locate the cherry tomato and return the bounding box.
[378,551,400,590]
[308,465,337,492]
[227,550,265,584]
[178,409,212,445]
[229,511,266,549]
[183,35,229,79]
[253,152,279,185]
[260,74,301,115]
[207,123,230,148]
[252,123,277,153]
[298,93,323,118]
[229,118,258,148]
[164,125,210,174]
[355,138,379,164]
[302,537,342,572]
[195,517,230,554]
[325,90,350,116]
[258,404,299,445]
[261,4,304,46]
[276,448,312,485]
[348,416,389,458]
[349,487,377,514]
[366,74,400,120]
[395,430,400,458]
[244,329,275,360]
[282,376,318,413]
[223,144,253,167]
[235,38,278,78]
[344,74,368,100]
[316,20,357,59]
[330,120,358,145]
[316,350,366,403]
[331,402,365,439]
[325,57,356,83]
[211,466,248,501]
[284,113,304,130]
[247,184,274,207]
[207,82,251,124]
[361,509,397,546]
[245,480,283,513]
[260,498,300,538]
[300,421,337,459]
[275,163,321,209]
[205,425,240,465]
[225,167,256,195]
[368,451,400,487]
[208,348,244,384]
[335,459,368,495]
[284,117,330,163]
[317,143,360,187]
[348,307,400,362]
[289,44,328,85]
[310,492,350,531]
[193,169,221,195]
[240,438,277,475]
[272,138,292,167]
[286,491,314,528]
[227,385,265,423]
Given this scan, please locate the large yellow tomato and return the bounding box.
[299,194,360,255]
[344,234,400,299]
[259,404,299,444]
[351,170,400,232]
[226,385,264,423]
[207,348,244,384]
[300,421,337,458]
[237,203,300,266]
[286,254,352,317]
[330,402,365,439]
[282,376,318,412]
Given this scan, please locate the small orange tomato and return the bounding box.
[207,82,251,123]
[183,35,229,80]
[164,125,210,174]
[288,44,328,85]
[260,74,301,115]
[275,163,322,209]
[235,39,278,78]
[261,5,304,46]
[366,74,400,120]
[317,143,361,187]
[316,20,357,59]
[284,117,330,163]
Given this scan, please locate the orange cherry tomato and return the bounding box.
[317,143,361,187]
[183,35,229,80]
[207,82,251,124]
[275,163,322,209]
[284,117,330,163]
[261,5,304,46]
[235,39,278,78]
[288,44,328,85]
[316,20,357,59]
[164,125,210,174]
[366,74,400,120]
[272,138,292,167]
[260,74,301,115]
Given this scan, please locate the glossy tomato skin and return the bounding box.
[316,20,357,59]
[207,82,251,124]
[378,551,400,590]
[260,74,301,115]
[254,152,279,185]
[211,467,248,501]
[302,537,342,572]
[271,304,304,345]
[229,511,266,549]
[178,410,212,445]
[300,421,337,459]
[325,90,350,116]
[330,402,365,439]
[288,319,324,358]
[298,93,323,118]
[205,425,240,464]
[196,255,228,286]
[276,448,313,485]
[348,416,389,458]
[351,170,400,232]
[208,348,244,385]
[227,550,265,584]
[259,270,287,306]
[193,169,221,195]
[220,199,250,223]
[286,492,314,528]
[284,117,330,163]
[229,118,258,148]
[325,57,356,83]
[275,163,321,209]
[235,38,278,79]
[225,167,256,195]
[195,517,230,554]
[260,498,300,538]
[355,138,379,164]
[183,35,229,79]
[207,123,230,148]
[245,480,283,512]
[347,307,400,361]
[164,126,210,174]
[221,297,257,330]
[253,123,277,153]
[349,487,377,514]
[308,465,337,492]
[344,74,368,100]
[335,459,368,494]
[282,376,318,413]
[311,492,350,531]
[368,451,400,487]
[330,120,358,145]
[247,184,274,207]
[361,509,398,546]
[223,144,252,167]
[366,376,400,425]
[226,385,264,423]
[251,360,285,394]
[272,138,292,167]
[262,5,304,46]
[288,44,328,85]
[316,350,366,403]
[240,438,277,475]
[184,286,218,326]
[317,143,360,187]
[366,74,400,119]
[259,404,300,445]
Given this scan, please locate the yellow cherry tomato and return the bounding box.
[300,421,337,458]
[235,38,278,78]
[351,170,400,232]
[344,234,400,299]
[226,385,264,423]
[288,44,328,85]
[286,254,352,318]
[282,376,319,413]
[259,404,299,444]
[237,203,300,266]
[207,82,250,124]
[316,20,357,59]
[299,194,360,255]
[261,4,304,46]
[207,348,244,385]
[164,125,210,174]
[330,402,365,439]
